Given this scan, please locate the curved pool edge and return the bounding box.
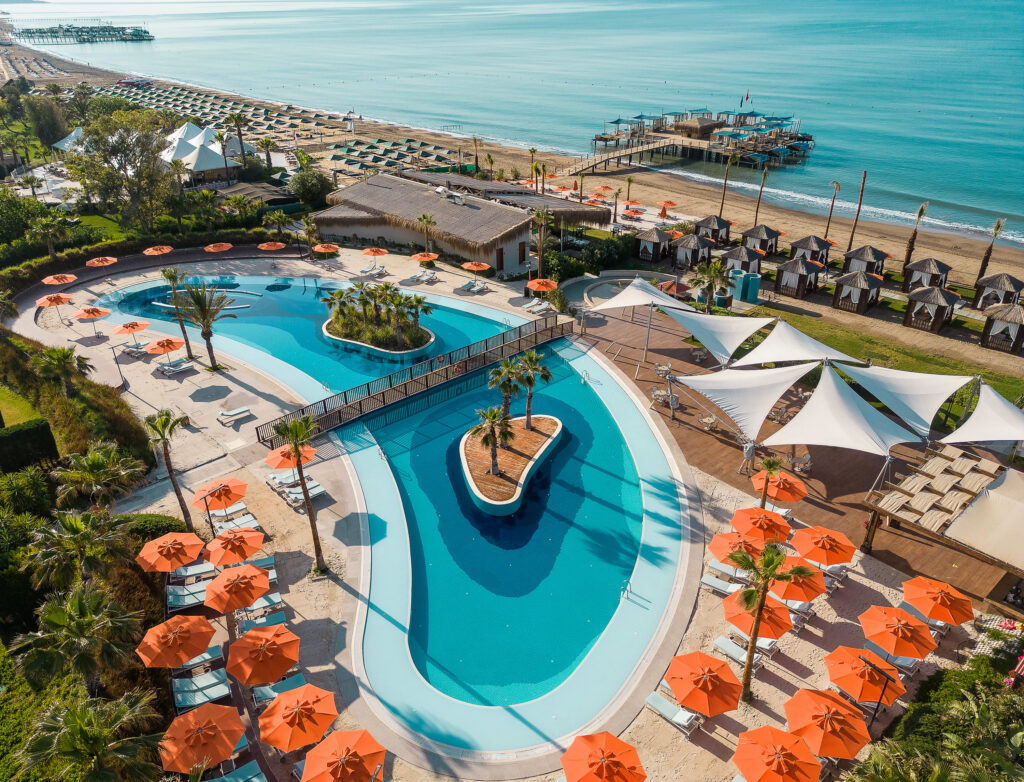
[338,337,705,778]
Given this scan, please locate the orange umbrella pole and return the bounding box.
[196,483,227,535]
[859,653,898,728]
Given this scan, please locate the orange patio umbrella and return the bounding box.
[143,245,173,256]
[258,683,338,753]
[858,606,937,659]
[733,725,820,782]
[227,624,300,685]
[622,199,642,206]
[658,206,668,218]
[656,200,678,207]
[265,443,316,470]
[622,209,644,217]
[86,256,117,267]
[159,703,245,774]
[731,507,791,544]
[361,247,388,257]
[526,278,558,292]
[554,185,570,192]
[723,590,793,640]
[770,557,825,602]
[585,200,605,206]
[784,689,871,760]
[204,526,264,566]
[461,261,491,276]
[42,273,77,285]
[36,292,72,307]
[135,531,205,572]
[751,470,808,505]
[301,729,387,782]
[313,243,340,254]
[595,185,614,192]
[73,306,110,336]
[664,651,741,717]
[112,320,150,345]
[146,336,186,366]
[191,477,249,511]
[561,732,646,782]
[258,241,287,251]
[824,646,905,705]
[588,192,607,200]
[708,531,763,564]
[410,252,438,262]
[902,576,973,625]
[136,614,215,668]
[791,526,855,566]
[204,563,270,614]
[205,242,233,253]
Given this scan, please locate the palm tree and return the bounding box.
[28,214,69,263]
[18,690,161,781]
[417,213,436,253]
[262,208,289,237]
[67,84,93,125]
[408,294,432,329]
[24,511,129,590]
[824,180,840,238]
[578,172,586,203]
[974,218,1006,287]
[488,358,521,419]
[145,410,194,532]
[321,287,357,317]
[256,136,277,168]
[718,152,739,218]
[45,82,62,97]
[31,346,93,398]
[726,544,816,702]
[516,351,551,431]
[20,173,42,197]
[528,147,536,180]
[902,201,928,276]
[755,455,784,508]
[161,267,196,360]
[625,175,634,202]
[753,168,769,226]
[486,152,494,180]
[533,208,551,277]
[472,135,480,171]
[225,112,250,164]
[540,162,547,194]
[390,294,409,347]
[52,441,146,510]
[690,260,732,313]
[180,282,238,368]
[470,407,514,476]
[271,415,327,572]
[212,130,233,184]
[187,188,219,232]
[612,187,623,223]
[13,587,141,695]
[351,281,372,319]
[301,215,318,257]
[0,289,19,320]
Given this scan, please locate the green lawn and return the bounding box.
[0,385,40,427]
[76,214,126,241]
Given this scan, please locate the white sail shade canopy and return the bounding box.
[763,366,919,456]
[941,384,1024,444]
[838,364,973,438]
[662,308,774,364]
[673,362,820,440]
[944,469,1024,572]
[731,320,860,367]
[589,276,695,313]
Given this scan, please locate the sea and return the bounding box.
[5,0,1024,246]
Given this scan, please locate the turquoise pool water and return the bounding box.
[101,275,511,393]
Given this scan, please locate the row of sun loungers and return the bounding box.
[456,279,490,294]
[409,269,438,283]
[265,470,329,508]
[358,262,388,276]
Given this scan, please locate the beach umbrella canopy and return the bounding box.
[595,185,614,192]
[731,507,791,544]
[664,651,741,717]
[191,477,248,511]
[112,320,150,336]
[301,729,387,782]
[265,444,316,470]
[205,242,233,253]
[858,606,937,659]
[656,200,678,207]
[902,576,973,625]
[462,261,491,272]
[146,337,185,355]
[258,683,338,753]
[204,563,270,614]
[623,209,644,216]
[554,185,571,192]
[135,531,204,572]
[723,591,793,640]
[361,247,388,257]
[791,527,855,566]
[784,689,871,760]
[733,726,820,782]
[588,192,607,200]
[73,307,110,321]
[36,293,73,307]
[824,646,905,705]
[313,243,340,254]
[410,252,438,262]
[585,200,605,206]
[159,703,245,773]
[258,241,287,251]
[42,273,77,285]
[143,245,173,256]
[561,732,646,782]
[136,615,215,668]
[751,471,808,504]
[204,526,264,566]
[527,278,558,292]
[708,531,763,564]
[86,256,118,267]
[227,624,300,685]
[623,199,642,206]
[770,557,826,602]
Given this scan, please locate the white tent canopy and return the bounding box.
[167,121,204,144]
[52,127,83,153]
[839,364,973,438]
[590,276,695,314]
[161,138,198,164]
[731,320,860,367]
[662,308,774,364]
[944,469,1024,572]
[941,383,1024,444]
[180,144,240,173]
[763,366,919,456]
[673,362,819,440]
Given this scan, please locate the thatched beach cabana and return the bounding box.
[671,233,713,269]
[980,302,1024,354]
[843,245,889,275]
[774,257,823,299]
[972,272,1023,310]
[904,286,959,333]
[741,224,782,255]
[636,227,674,261]
[694,215,731,245]
[831,271,882,314]
[789,235,832,265]
[722,245,763,274]
[903,257,952,292]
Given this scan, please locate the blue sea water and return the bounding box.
[8,0,1024,244]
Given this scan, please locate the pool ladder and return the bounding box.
[620,579,631,600]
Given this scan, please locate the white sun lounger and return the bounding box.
[359,261,379,275]
[421,270,437,282]
[159,361,195,375]
[864,640,921,675]
[714,635,763,670]
[530,301,553,314]
[645,691,702,736]
[728,629,779,657]
[469,280,488,293]
[218,407,251,424]
[285,484,327,506]
[410,269,426,281]
[283,480,322,496]
[210,501,247,519]
[700,574,742,596]
[708,558,749,582]
[522,298,544,309]
[899,600,949,636]
[268,469,300,487]
[456,280,475,292]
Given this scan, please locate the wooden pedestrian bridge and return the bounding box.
[556,136,711,177]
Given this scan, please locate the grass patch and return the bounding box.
[584,227,614,241]
[0,386,39,427]
[76,214,126,241]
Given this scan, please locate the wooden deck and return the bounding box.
[581,306,1013,606]
[463,415,559,502]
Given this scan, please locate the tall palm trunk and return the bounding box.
[824,181,840,238]
[753,169,767,226]
[718,158,734,218]
[201,328,217,368]
[525,387,534,431]
[489,434,499,475]
[740,587,769,701]
[296,458,327,571]
[162,442,193,532]
[760,482,770,509]
[846,171,867,252]
[501,390,511,418]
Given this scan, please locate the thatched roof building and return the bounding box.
[677,116,725,139]
[832,271,882,314]
[774,257,823,299]
[904,285,959,333]
[903,257,952,291]
[843,245,889,275]
[694,215,731,244]
[973,272,1023,310]
[790,234,832,264]
[637,227,674,261]
[722,245,763,274]
[671,233,713,267]
[741,224,782,255]
[981,302,1024,354]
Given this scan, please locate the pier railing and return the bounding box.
[557,136,704,177]
[255,315,574,446]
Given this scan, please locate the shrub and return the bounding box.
[418,258,435,269]
[0,466,54,517]
[546,288,571,314]
[119,513,186,541]
[543,252,587,283]
[287,169,333,203]
[0,419,57,472]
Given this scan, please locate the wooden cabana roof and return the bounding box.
[777,257,824,276]
[834,270,883,291]
[984,301,1024,325]
[741,224,782,240]
[695,215,730,230]
[722,246,763,264]
[790,235,831,251]
[671,233,714,250]
[977,272,1024,293]
[844,245,890,263]
[906,257,952,276]
[908,285,960,307]
[636,227,674,243]
[679,117,724,130]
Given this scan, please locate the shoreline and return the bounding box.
[6,40,1024,285]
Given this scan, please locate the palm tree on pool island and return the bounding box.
[471,407,514,476]
[516,351,552,431]
[272,415,328,573]
[690,260,732,313]
[145,409,194,532]
[181,282,237,368]
[489,358,521,419]
[726,544,816,702]
[161,266,196,360]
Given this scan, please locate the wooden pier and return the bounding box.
[558,136,708,177]
[13,20,153,44]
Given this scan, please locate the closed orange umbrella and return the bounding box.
[731,507,791,544]
[664,651,741,717]
[902,576,973,625]
[561,732,646,782]
[136,615,215,668]
[733,725,820,782]
[143,245,173,256]
[313,243,340,254]
[204,526,264,566]
[36,293,73,307]
[361,247,388,257]
[86,256,117,267]
[791,526,855,566]
[708,531,763,563]
[658,206,668,218]
[204,563,270,614]
[858,606,936,659]
[824,646,905,705]
[159,703,245,773]
[258,683,338,753]
[770,557,825,602]
[135,531,204,572]
[784,689,870,760]
[258,241,287,251]
[572,180,578,190]
[526,278,558,292]
[301,729,386,782]
[192,477,248,511]
[410,252,438,262]
[751,471,808,504]
[227,624,300,685]
[42,273,77,285]
[723,591,793,640]
[265,444,315,470]
[205,242,232,253]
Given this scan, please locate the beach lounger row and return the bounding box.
[209,760,267,782]
[253,673,306,707]
[864,640,920,675]
[700,574,742,597]
[214,515,264,536]
[645,691,703,736]
[238,611,287,635]
[522,298,552,314]
[211,500,248,519]
[172,668,230,710]
[167,582,207,612]
[409,269,437,283]
[358,262,387,276]
[174,645,223,673]
[159,361,196,376]
[714,635,763,670]
[456,279,489,293]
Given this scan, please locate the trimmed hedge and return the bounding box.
[120,513,186,540]
[0,418,57,472]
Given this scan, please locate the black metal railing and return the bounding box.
[255,315,573,446]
